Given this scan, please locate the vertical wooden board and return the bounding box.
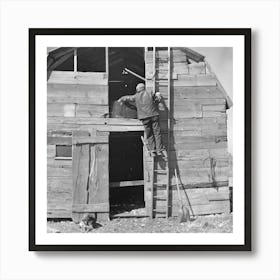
[88,143,109,205]
[86,133,109,222]
[72,143,90,222]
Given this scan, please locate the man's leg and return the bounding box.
[152,116,167,157]
[142,118,156,153]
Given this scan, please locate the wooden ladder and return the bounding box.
[141,136,169,219]
[142,46,171,219]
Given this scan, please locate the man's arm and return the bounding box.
[118,94,136,103]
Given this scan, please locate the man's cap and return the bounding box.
[136,83,145,92]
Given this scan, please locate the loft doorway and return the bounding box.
[108,47,145,117]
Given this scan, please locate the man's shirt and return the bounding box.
[120,90,159,120]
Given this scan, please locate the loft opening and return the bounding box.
[47,47,106,79]
[108,47,145,118]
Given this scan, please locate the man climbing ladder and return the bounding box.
[118,83,168,158]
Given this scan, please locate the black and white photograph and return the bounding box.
[4,0,280,278]
[30,29,250,250]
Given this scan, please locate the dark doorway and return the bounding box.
[109,131,145,217]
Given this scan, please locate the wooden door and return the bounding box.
[72,131,109,223]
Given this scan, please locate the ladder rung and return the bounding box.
[155,214,167,218]
[153,210,166,213]
[153,182,166,186]
[154,170,168,174]
[154,196,167,200]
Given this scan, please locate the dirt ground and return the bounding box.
[47,207,233,233]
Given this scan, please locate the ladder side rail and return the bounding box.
[151,156,155,218]
[166,46,171,218]
[150,47,156,218]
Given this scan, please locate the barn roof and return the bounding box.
[47,47,232,108]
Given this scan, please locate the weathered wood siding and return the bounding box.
[47,71,109,218]
[144,48,230,217]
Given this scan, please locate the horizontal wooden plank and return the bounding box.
[147,168,229,185]
[146,181,229,191]
[72,136,108,144]
[161,124,227,135]
[48,130,72,137]
[161,99,226,109]
[72,203,109,213]
[165,141,227,151]
[146,62,207,76]
[157,200,230,216]
[201,128,227,137]
[150,86,225,99]
[47,176,72,192]
[159,116,227,131]
[147,74,217,87]
[47,103,108,118]
[109,180,144,188]
[146,159,229,170]
[155,186,229,201]
[203,111,225,118]
[47,123,225,135]
[146,71,178,80]
[145,49,188,63]
[47,164,72,177]
[48,158,72,167]
[158,108,202,119]
[95,125,144,132]
[162,135,227,145]
[48,71,108,85]
[47,83,108,105]
[47,117,144,132]
[145,148,229,161]
[202,104,226,112]
[76,104,108,118]
[47,210,71,219]
[161,130,227,140]
[48,117,142,126]
[47,136,72,145]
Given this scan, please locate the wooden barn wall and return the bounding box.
[144,49,231,217]
[47,71,109,218]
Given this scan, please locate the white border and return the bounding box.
[36,35,244,245]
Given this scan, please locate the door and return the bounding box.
[72,131,109,223]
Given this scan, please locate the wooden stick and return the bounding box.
[105,47,109,75]
[124,67,145,81]
[74,48,77,73]
[153,47,156,92]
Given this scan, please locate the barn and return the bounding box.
[47,47,232,222]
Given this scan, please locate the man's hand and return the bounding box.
[155,92,162,102]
